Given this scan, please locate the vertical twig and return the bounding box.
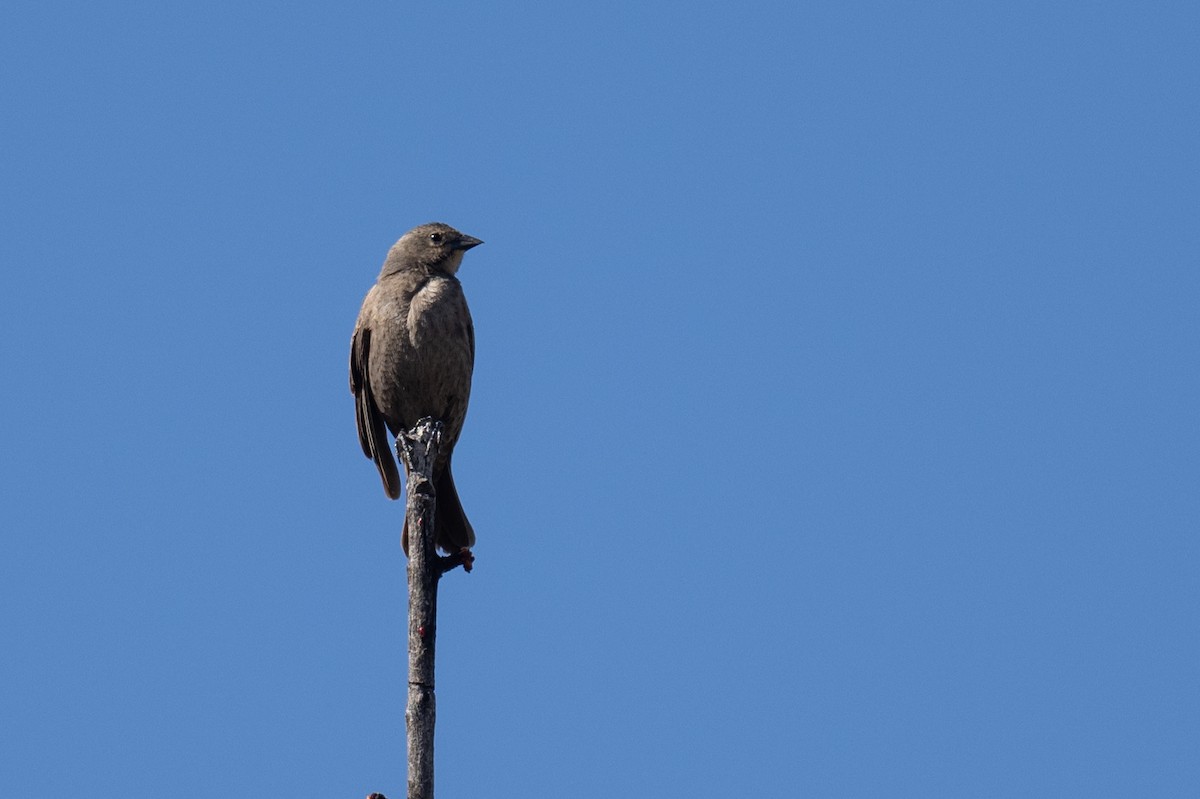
[399,418,442,799]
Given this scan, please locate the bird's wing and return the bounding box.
[467,313,475,364]
[350,324,402,499]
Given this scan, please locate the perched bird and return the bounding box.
[350,222,482,554]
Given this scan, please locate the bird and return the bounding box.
[350,222,482,556]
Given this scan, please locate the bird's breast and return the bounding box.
[405,279,470,349]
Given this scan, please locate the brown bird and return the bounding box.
[350,222,482,554]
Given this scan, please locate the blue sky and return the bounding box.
[2,1,1197,796]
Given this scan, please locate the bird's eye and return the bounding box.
[429,232,443,244]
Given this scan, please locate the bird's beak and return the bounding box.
[455,235,484,251]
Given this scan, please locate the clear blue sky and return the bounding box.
[2,1,1197,796]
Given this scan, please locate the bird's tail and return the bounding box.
[401,458,475,555]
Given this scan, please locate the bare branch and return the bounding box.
[398,418,442,799]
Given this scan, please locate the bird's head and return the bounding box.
[385,222,483,276]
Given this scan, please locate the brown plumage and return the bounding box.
[350,222,482,553]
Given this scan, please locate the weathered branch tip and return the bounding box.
[438,547,474,575]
